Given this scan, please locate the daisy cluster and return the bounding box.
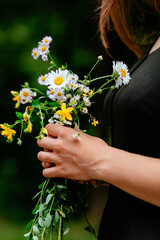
[0,36,131,144]
[31,36,52,61]
[38,67,93,126]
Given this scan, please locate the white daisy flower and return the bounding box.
[64,120,72,126]
[74,95,80,101]
[73,132,81,140]
[113,61,131,88]
[59,96,67,103]
[82,86,90,93]
[31,48,40,60]
[70,73,79,81]
[19,88,33,104]
[54,88,65,101]
[41,54,48,62]
[46,86,56,101]
[41,36,52,44]
[38,74,49,85]
[54,120,64,125]
[69,97,78,107]
[66,94,72,99]
[48,118,54,123]
[78,84,85,91]
[82,108,88,114]
[83,97,91,107]
[38,43,49,56]
[53,113,62,121]
[69,81,79,91]
[47,69,71,89]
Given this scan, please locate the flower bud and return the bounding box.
[98,55,103,61]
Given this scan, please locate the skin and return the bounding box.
[37,123,160,207]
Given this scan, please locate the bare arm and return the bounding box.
[37,123,160,207]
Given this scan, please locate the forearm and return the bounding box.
[98,146,160,207]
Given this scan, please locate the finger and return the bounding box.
[46,123,73,138]
[42,162,52,168]
[45,123,65,138]
[43,166,62,178]
[37,137,57,150]
[37,151,58,164]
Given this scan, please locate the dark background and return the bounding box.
[0,0,158,239]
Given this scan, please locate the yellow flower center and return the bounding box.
[70,83,74,87]
[34,51,37,56]
[23,91,29,97]
[41,46,47,52]
[57,92,62,97]
[121,69,126,77]
[71,100,76,105]
[44,39,49,43]
[54,77,63,85]
[41,76,46,81]
[50,90,54,95]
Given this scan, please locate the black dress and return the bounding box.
[98,38,160,240]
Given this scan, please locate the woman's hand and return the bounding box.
[37,123,109,181]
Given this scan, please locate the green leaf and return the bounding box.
[39,203,45,215]
[57,209,66,218]
[16,111,23,119]
[38,181,45,189]
[63,227,69,235]
[33,225,40,235]
[32,205,39,214]
[38,217,45,228]
[25,220,33,232]
[44,213,52,227]
[32,191,41,200]
[24,232,31,237]
[55,211,60,223]
[31,99,40,107]
[46,194,54,205]
[57,184,67,190]
[48,102,59,107]
[33,236,39,240]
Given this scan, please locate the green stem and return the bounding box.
[48,53,58,69]
[90,75,118,99]
[30,88,46,96]
[85,59,100,80]
[89,74,113,83]
[58,205,63,240]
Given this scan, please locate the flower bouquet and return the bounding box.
[0,36,131,240]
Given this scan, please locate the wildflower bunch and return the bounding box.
[0,36,131,240]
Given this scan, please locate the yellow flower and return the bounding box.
[27,106,33,112]
[23,113,28,123]
[56,103,74,121]
[83,93,88,97]
[27,122,32,133]
[42,127,48,135]
[12,94,20,108]
[91,119,99,127]
[90,90,94,97]
[0,124,16,141]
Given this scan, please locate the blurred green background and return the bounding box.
[1,0,158,239]
[0,0,111,239]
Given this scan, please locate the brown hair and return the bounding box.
[99,0,160,58]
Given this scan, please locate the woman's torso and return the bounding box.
[98,42,160,240]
